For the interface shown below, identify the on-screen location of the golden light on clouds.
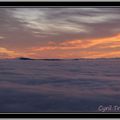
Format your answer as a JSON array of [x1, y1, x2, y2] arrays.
[[1, 33, 120, 59], [0, 47, 29, 59], [1, 8, 120, 59], [0, 47, 19, 58], [29, 33, 120, 59]]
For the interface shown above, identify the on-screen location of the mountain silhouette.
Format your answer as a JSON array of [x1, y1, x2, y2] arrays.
[[17, 57, 34, 60]]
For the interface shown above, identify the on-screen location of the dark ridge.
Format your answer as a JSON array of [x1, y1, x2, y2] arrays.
[[40, 59, 62, 61], [17, 57, 35, 60], [15, 57, 120, 61], [93, 57, 120, 60]]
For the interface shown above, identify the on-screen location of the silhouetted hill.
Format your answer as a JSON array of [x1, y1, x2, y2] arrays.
[[15, 57, 120, 61], [40, 59, 62, 61], [17, 57, 35, 60]]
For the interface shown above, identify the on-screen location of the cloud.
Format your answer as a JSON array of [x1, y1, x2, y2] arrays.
[[0, 47, 22, 58], [30, 34, 120, 58], [0, 80, 119, 98], [31, 33, 120, 50], [9, 8, 120, 36], [1, 8, 120, 59], [10, 8, 88, 35], [6, 8, 120, 40], [0, 36, 4, 39]]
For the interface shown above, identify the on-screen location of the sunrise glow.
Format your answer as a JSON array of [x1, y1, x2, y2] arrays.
[[0, 8, 120, 59]]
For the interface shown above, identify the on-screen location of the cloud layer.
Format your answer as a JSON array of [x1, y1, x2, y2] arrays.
[[0, 8, 120, 58]]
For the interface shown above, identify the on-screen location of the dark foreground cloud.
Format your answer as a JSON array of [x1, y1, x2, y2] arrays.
[[0, 60, 120, 112]]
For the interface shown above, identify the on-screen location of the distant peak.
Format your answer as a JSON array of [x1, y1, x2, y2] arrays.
[[17, 57, 34, 60]]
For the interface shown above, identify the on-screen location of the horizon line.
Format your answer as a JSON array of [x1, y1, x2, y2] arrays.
[[1, 57, 120, 60]]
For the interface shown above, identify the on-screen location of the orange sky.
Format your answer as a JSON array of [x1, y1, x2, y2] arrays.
[[0, 33, 120, 59], [0, 8, 120, 59]]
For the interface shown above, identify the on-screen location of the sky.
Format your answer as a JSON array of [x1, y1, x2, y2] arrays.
[[0, 8, 120, 59]]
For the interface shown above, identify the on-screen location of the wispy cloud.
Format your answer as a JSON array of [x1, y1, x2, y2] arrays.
[[10, 8, 89, 35], [29, 34, 120, 58], [1, 8, 120, 58], [0, 47, 18, 58], [0, 36, 4, 39], [10, 8, 120, 36]]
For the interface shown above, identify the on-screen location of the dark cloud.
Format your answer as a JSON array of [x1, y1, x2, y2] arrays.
[[0, 59, 120, 112]]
